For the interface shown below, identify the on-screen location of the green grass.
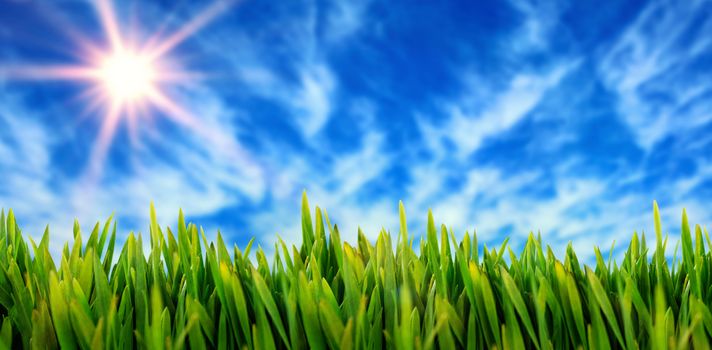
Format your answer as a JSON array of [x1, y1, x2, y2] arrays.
[[0, 194, 711, 349]]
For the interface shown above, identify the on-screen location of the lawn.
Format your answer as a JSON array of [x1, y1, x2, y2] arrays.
[[0, 194, 709, 349]]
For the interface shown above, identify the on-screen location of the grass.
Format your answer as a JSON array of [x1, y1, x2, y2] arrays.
[[0, 194, 711, 349]]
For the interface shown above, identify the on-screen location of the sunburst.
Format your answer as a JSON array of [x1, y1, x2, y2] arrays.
[[99, 50, 156, 103], [0, 0, 233, 178]]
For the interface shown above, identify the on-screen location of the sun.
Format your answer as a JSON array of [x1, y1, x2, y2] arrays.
[[98, 50, 156, 103]]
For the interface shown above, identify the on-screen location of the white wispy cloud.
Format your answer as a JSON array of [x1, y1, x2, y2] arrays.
[[254, 131, 394, 248], [0, 89, 78, 254], [421, 62, 576, 159], [507, 0, 568, 52], [190, 0, 369, 139], [293, 64, 335, 136], [324, 0, 372, 43], [597, 0, 712, 149]]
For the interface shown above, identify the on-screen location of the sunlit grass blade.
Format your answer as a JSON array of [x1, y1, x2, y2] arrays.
[[0, 198, 709, 348]]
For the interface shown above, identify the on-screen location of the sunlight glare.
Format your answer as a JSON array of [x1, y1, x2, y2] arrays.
[[99, 51, 156, 102]]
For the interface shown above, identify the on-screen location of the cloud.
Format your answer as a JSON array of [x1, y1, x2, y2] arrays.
[[597, 0, 712, 149], [0, 89, 75, 254], [324, 0, 372, 43], [254, 131, 393, 248], [421, 62, 576, 158], [507, 0, 567, 52], [293, 64, 335, 136], [190, 0, 348, 139]]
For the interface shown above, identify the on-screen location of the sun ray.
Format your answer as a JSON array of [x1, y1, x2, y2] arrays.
[[96, 102, 123, 155], [18, 2, 106, 63], [144, 86, 201, 129], [144, 86, 247, 157], [72, 85, 107, 114], [0, 65, 100, 81], [147, 0, 234, 59], [84, 99, 123, 182], [96, 0, 124, 50], [125, 102, 139, 147]]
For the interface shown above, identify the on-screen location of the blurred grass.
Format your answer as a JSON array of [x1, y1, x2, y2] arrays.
[[0, 194, 711, 349]]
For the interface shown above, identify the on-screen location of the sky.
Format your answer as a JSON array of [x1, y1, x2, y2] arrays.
[[0, 0, 711, 261]]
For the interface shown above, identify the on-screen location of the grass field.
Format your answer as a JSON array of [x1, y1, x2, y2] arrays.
[[0, 194, 711, 349]]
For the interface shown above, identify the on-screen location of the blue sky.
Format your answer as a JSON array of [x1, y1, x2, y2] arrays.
[[1, 0, 711, 261]]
